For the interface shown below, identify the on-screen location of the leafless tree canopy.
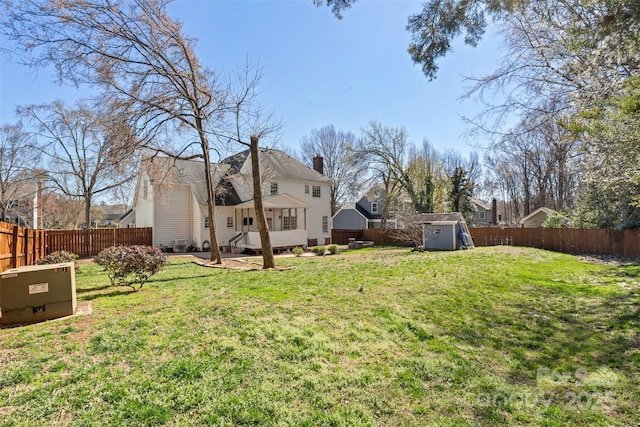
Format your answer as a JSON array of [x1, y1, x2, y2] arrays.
[[20, 100, 139, 229], [299, 125, 367, 215], [0, 124, 41, 225]]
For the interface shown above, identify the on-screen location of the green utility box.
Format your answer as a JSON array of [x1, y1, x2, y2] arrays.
[[0, 262, 76, 327]]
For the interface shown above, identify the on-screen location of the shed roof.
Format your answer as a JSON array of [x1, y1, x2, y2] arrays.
[[419, 212, 465, 224]]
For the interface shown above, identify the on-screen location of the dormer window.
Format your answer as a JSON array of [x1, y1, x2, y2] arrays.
[[371, 201, 379, 213]]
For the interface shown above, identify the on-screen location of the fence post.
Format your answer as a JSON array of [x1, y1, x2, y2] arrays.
[[11, 225, 19, 268]]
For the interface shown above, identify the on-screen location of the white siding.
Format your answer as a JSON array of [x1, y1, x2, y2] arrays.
[[153, 185, 192, 248], [200, 206, 238, 249], [190, 192, 201, 248], [134, 171, 154, 230], [262, 179, 331, 243], [244, 230, 307, 249]]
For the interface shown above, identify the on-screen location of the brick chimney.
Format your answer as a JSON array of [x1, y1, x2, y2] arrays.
[[491, 198, 497, 226], [312, 155, 324, 175]]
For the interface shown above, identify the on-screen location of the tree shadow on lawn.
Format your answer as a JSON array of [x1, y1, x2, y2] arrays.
[[452, 279, 640, 425], [481, 283, 639, 396]]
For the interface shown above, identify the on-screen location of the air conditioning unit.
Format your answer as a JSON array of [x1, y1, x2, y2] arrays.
[[0, 262, 76, 327], [173, 239, 187, 253]]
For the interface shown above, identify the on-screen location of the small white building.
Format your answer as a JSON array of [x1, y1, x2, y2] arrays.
[[128, 149, 332, 252]]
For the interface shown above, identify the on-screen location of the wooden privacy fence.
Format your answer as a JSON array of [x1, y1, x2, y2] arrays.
[[362, 229, 414, 246], [0, 222, 46, 272], [352, 225, 640, 257], [0, 222, 154, 272], [331, 229, 364, 245], [47, 227, 153, 257], [469, 227, 640, 257]]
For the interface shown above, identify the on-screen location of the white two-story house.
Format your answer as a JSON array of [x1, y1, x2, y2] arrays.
[[128, 148, 332, 252]]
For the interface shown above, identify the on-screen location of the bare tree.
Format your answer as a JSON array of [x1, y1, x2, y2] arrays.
[[20, 100, 138, 230], [299, 125, 367, 214], [214, 66, 283, 269], [1, 0, 231, 263], [360, 122, 450, 216], [0, 124, 41, 226]]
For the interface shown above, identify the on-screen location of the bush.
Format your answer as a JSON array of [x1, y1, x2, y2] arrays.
[[95, 245, 167, 292], [311, 246, 325, 256], [37, 251, 79, 270], [292, 246, 304, 257], [327, 244, 338, 255]]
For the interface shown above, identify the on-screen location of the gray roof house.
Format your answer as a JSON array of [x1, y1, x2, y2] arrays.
[[128, 149, 333, 252], [332, 185, 404, 230]]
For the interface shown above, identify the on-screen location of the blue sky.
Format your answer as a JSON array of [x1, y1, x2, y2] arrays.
[[0, 0, 503, 157]]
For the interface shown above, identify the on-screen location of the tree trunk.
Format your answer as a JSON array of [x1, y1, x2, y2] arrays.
[[85, 198, 92, 230], [200, 132, 222, 264], [250, 136, 275, 269]]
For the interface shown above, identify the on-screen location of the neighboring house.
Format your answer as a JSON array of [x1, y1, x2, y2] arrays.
[[119, 209, 135, 228], [421, 212, 474, 251], [332, 184, 406, 230], [0, 182, 40, 228], [519, 207, 555, 228], [128, 149, 332, 252], [101, 213, 122, 227], [469, 197, 493, 226]]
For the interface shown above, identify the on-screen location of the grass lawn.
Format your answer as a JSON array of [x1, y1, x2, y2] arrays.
[[1, 246, 639, 426]]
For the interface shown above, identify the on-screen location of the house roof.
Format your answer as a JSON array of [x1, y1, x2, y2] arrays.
[[331, 203, 368, 221], [419, 212, 465, 225], [143, 157, 232, 206], [234, 193, 309, 209], [221, 148, 330, 183], [120, 209, 134, 221], [519, 207, 555, 224], [471, 197, 491, 211]]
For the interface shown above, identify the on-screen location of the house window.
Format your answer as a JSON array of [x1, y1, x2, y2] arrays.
[[267, 218, 272, 229], [305, 184, 309, 194], [271, 182, 278, 195], [322, 216, 328, 233], [312, 186, 321, 198], [371, 201, 379, 214], [243, 217, 254, 226], [226, 216, 234, 228], [283, 216, 297, 230], [480, 211, 485, 219], [143, 179, 148, 199], [205, 216, 210, 228]]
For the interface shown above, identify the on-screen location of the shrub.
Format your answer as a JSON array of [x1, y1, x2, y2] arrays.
[[327, 244, 338, 255], [311, 246, 325, 256], [292, 246, 304, 257], [95, 245, 167, 292], [37, 251, 79, 270]]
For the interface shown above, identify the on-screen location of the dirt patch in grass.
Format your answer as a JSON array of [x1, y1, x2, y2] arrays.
[[193, 259, 294, 271], [578, 254, 640, 266]]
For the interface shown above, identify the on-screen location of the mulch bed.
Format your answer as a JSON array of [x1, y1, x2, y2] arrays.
[[192, 259, 295, 271]]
